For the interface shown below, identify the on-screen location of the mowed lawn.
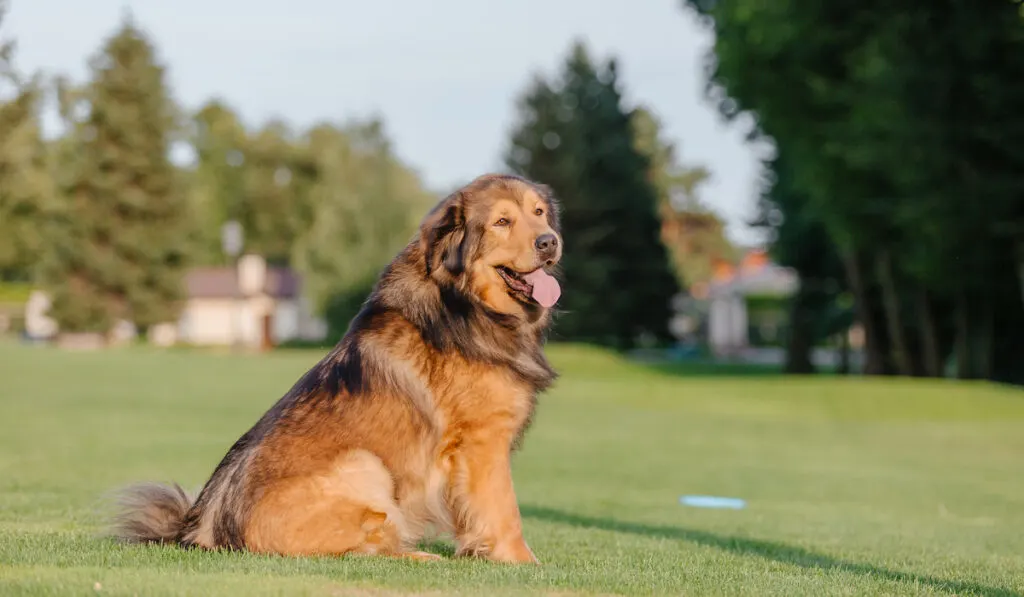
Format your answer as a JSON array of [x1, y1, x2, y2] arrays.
[[1, 342, 1023, 596]]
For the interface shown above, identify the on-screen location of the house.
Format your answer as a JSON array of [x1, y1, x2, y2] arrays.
[[23, 254, 327, 349], [177, 254, 327, 348], [702, 249, 799, 357]]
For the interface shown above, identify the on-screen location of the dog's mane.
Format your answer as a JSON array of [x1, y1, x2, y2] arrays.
[[289, 237, 557, 410]]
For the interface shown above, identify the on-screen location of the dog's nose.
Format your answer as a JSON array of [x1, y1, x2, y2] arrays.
[[535, 234, 558, 255]]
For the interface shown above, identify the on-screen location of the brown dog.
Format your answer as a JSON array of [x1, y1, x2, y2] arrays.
[[111, 173, 563, 563]]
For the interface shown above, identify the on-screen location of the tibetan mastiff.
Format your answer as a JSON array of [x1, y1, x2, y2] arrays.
[[110, 173, 563, 564]]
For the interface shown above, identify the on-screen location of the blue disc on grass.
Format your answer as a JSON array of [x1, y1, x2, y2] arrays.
[[679, 495, 746, 509]]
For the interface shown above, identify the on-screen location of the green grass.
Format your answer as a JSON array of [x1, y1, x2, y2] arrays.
[[1, 341, 1022, 596]]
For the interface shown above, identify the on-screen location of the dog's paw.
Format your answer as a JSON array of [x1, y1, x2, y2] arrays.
[[488, 539, 539, 564]]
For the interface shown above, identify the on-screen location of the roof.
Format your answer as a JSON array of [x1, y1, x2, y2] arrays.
[[184, 266, 300, 300], [705, 249, 799, 299]]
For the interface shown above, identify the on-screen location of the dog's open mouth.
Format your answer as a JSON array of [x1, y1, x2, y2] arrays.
[[496, 266, 532, 295], [496, 266, 561, 308]]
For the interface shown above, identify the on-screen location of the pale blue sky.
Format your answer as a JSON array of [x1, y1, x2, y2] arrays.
[[7, 0, 763, 244]]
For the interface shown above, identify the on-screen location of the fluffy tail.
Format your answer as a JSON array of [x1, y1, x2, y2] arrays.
[[108, 482, 195, 545]]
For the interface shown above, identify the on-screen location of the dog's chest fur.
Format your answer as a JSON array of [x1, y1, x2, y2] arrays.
[[395, 349, 537, 539]]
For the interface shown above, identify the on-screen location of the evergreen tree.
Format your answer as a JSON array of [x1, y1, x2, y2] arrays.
[[0, 1, 50, 282], [41, 16, 187, 335], [506, 42, 680, 348]]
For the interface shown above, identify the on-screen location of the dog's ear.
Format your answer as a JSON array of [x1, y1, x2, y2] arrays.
[[420, 192, 470, 276]]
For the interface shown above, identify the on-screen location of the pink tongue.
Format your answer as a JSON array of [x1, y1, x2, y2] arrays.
[[522, 269, 561, 308]]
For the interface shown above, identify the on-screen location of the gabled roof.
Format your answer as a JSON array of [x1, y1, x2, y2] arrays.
[[184, 267, 300, 299], [706, 249, 798, 298]]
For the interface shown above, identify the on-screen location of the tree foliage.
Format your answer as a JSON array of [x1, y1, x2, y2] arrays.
[[236, 120, 316, 264], [630, 106, 736, 289], [40, 16, 188, 333], [0, 1, 50, 282], [3, 9, 709, 353], [186, 100, 250, 264], [184, 100, 434, 340], [292, 119, 435, 337], [506, 42, 680, 348], [685, 0, 1024, 382]]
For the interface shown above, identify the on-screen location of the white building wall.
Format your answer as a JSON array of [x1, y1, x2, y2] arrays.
[[273, 301, 300, 343], [178, 300, 240, 345], [708, 294, 748, 355]]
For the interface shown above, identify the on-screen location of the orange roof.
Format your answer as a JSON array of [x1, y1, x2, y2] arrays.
[[740, 249, 770, 273], [709, 249, 772, 286], [711, 261, 736, 283]]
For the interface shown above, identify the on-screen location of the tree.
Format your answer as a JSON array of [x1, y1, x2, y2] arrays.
[[683, 0, 903, 373], [185, 100, 250, 265], [40, 16, 188, 335], [753, 153, 853, 374], [630, 106, 736, 289], [683, 0, 1024, 383], [0, 0, 50, 282], [237, 120, 316, 264], [181, 102, 433, 342], [871, 2, 1024, 382], [292, 119, 435, 339], [185, 102, 319, 267], [506, 41, 680, 348]]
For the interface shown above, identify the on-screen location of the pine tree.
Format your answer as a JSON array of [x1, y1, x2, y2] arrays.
[[41, 15, 187, 335], [0, 1, 51, 282], [506, 41, 680, 348]]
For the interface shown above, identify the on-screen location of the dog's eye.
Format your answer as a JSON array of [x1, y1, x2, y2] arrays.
[[494, 217, 511, 227], [534, 208, 544, 216]]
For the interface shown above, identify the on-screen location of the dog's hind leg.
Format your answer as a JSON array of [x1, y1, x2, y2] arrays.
[[244, 449, 438, 560]]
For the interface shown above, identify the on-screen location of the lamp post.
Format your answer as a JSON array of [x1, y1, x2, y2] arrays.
[[221, 220, 244, 351]]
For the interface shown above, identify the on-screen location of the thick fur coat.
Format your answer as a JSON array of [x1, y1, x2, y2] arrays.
[[111, 173, 564, 563]]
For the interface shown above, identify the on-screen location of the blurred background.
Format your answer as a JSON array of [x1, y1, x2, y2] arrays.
[[1, 0, 1022, 385]]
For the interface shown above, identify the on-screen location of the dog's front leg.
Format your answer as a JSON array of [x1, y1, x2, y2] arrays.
[[448, 439, 537, 564]]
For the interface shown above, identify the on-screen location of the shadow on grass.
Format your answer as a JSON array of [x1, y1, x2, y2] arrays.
[[521, 505, 1020, 597], [641, 361, 785, 378], [416, 539, 456, 558]]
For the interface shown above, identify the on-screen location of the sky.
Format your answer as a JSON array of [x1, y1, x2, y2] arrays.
[[6, 0, 764, 245]]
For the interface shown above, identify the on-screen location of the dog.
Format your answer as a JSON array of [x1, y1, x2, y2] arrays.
[[110, 173, 563, 564]]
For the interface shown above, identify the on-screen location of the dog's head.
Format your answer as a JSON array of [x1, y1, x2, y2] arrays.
[[419, 174, 563, 316]]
